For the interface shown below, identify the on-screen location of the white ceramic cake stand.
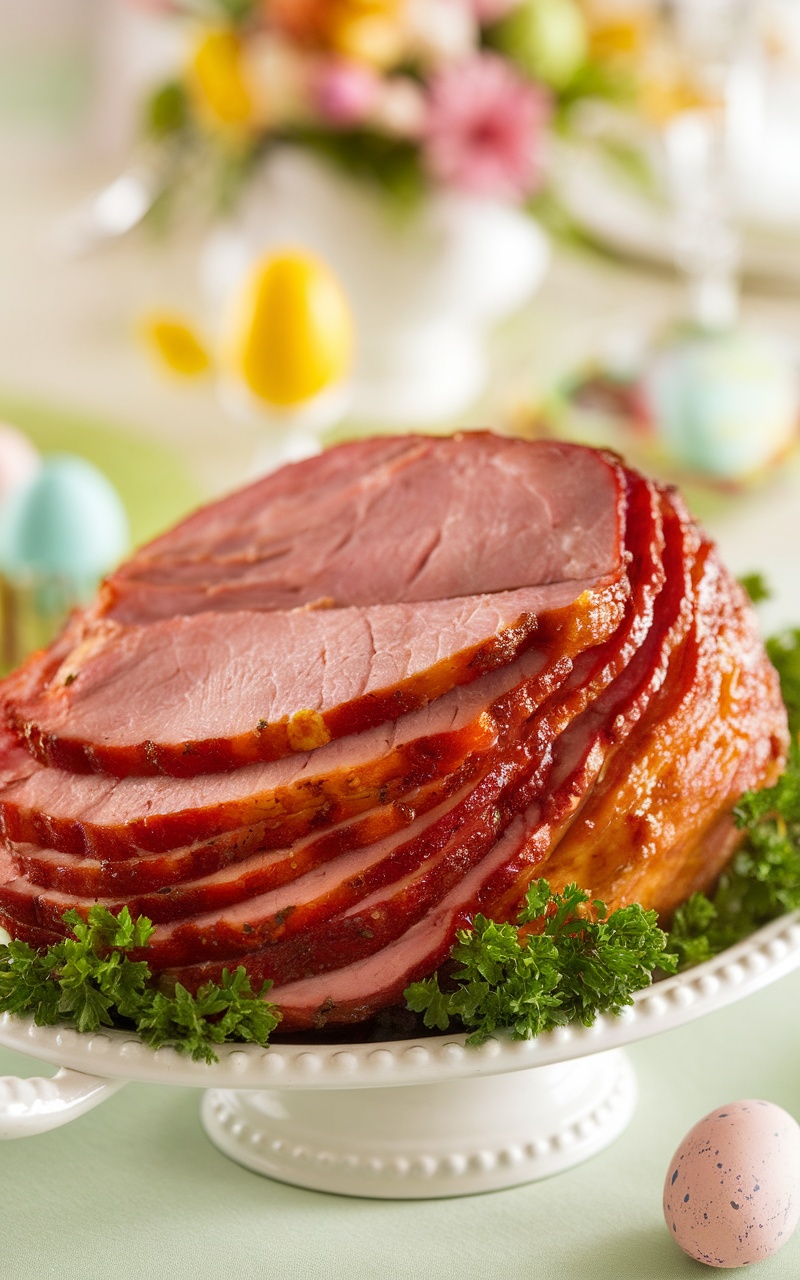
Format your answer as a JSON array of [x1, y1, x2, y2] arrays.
[[0, 913, 799, 1199]]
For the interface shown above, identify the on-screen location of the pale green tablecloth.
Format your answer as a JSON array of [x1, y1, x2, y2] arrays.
[[3, 969, 800, 1280]]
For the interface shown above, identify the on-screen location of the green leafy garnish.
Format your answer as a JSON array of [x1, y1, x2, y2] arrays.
[[0, 906, 280, 1063], [405, 880, 676, 1045], [767, 630, 800, 737], [283, 125, 426, 211], [739, 572, 771, 605]]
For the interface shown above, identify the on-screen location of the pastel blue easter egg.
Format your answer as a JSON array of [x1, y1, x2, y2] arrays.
[[0, 455, 129, 597], [645, 332, 798, 480]]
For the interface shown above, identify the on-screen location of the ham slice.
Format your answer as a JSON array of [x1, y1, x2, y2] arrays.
[[5, 435, 627, 777], [7, 578, 625, 777], [102, 434, 626, 621]]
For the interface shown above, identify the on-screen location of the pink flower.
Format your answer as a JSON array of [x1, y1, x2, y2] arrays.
[[423, 54, 549, 201], [312, 58, 379, 126]]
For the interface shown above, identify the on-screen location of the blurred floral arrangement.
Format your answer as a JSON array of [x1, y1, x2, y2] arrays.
[[130, 0, 630, 215]]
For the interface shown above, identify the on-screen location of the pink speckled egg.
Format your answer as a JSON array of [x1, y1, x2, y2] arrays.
[[664, 1100, 800, 1269]]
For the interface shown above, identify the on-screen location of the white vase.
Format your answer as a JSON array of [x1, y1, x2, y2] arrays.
[[201, 149, 550, 429]]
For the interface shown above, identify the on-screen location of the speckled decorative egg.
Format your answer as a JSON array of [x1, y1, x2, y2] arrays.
[[0, 455, 129, 599], [664, 1099, 800, 1269]]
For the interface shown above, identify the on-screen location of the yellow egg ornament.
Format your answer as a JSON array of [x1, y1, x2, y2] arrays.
[[221, 251, 355, 409]]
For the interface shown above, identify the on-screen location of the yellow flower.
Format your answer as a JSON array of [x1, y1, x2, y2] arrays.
[[222, 252, 354, 407], [140, 313, 211, 378], [189, 28, 256, 130]]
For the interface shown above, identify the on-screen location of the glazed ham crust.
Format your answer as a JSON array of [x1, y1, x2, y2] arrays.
[[0, 434, 788, 1033]]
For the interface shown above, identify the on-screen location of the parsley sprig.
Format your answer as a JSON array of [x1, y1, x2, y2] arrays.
[[0, 907, 280, 1063], [405, 881, 676, 1045]]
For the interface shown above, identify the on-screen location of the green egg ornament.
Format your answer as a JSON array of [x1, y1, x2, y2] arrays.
[[0, 455, 129, 602]]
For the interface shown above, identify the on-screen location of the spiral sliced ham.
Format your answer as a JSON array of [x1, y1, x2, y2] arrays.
[[0, 433, 788, 1034]]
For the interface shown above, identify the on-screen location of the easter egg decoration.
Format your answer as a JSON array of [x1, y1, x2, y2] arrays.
[[219, 249, 355, 468], [0, 456, 129, 667], [643, 329, 799, 482], [140, 251, 354, 474], [221, 250, 354, 407], [663, 1099, 800, 1269]]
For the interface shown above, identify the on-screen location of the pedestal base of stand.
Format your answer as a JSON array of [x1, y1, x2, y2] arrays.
[[201, 1047, 637, 1198]]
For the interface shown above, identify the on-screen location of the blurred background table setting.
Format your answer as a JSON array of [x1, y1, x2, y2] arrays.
[[2, 1, 800, 1276]]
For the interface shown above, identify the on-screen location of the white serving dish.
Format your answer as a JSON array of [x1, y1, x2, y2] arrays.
[[555, 138, 800, 289], [1, 913, 799, 1198]]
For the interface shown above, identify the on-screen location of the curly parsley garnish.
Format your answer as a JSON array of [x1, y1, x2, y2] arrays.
[[405, 880, 676, 1045], [0, 906, 280, 1063], [739, 571, 772, 605]]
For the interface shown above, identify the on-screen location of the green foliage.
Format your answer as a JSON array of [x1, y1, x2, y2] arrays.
[[0, 906, 280, 1063], [285, 126, 426, 211], [405, 880, 676, 1044], [144, 82, 189, 141], [668, 629, 800, 968], [767, 630, 800, 737], [211, 0, 258, 22], [180, 0, 257, 23], [739, 572, 771, 606]]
